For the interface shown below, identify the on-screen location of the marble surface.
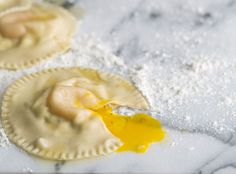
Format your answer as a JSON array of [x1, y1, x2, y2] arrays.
[[1, 0, 236, 173]]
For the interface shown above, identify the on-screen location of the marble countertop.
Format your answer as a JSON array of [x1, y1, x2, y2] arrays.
[[1, 0, 236, 173]]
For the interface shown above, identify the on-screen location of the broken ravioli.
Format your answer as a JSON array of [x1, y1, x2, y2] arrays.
[[2, 67, 148, 160], [0, 2, 76, 70], [0, 0, 31, 17]]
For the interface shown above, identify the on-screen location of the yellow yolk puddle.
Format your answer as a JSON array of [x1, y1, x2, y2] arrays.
[[95, 106, 165, 153]]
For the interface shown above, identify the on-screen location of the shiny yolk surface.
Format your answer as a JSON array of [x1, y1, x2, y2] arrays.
[[96, 106, 165, 153]]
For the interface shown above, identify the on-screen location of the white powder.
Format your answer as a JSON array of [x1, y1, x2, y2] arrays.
[[73, 34, 236, 144], [0, 128, 9, 147], [0, 34, 235, 147], [130, 52, 236, 142]]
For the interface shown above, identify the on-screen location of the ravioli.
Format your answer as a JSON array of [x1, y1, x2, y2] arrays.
[[0, 0, 31, 17], [2, 67, 148, 160], [0, 2, 76, 70]]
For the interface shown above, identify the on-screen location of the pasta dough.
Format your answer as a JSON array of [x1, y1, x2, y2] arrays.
[[2, 67, 148, 160], [0, 2, 76, 70]]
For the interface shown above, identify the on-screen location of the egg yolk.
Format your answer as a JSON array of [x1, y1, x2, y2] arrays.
[[95, 106, 165, 153]]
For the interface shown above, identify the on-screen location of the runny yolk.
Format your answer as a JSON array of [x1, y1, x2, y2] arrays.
[[95, 106, 165, 153]]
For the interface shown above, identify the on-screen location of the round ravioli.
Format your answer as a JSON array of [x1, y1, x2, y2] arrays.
[[0, 0, 31, 17], [1, 67, 148, 160], [0, 2, 76, 70]]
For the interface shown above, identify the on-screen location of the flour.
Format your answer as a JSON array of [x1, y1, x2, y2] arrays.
[[0, 128, 9, 147], [1, 34, 236, 146], [130, 52, 236, 142], [77, 33, 236, 143], [0, 31, 235, 148]]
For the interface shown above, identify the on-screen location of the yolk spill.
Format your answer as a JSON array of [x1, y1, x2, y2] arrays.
[[95, 106, 165, 153]]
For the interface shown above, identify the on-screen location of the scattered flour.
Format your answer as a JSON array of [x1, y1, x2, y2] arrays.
[[105, 0, 236, 144], [1, 33, 236, 146], [130, 53, 236, 142], [0, 128, 9, 147]]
